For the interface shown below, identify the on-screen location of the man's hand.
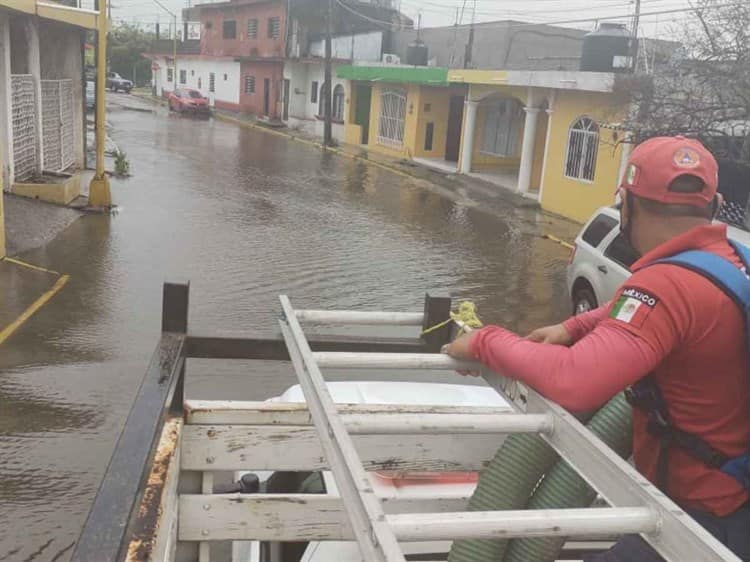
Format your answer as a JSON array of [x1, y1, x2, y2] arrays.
[[525, 323, 573, 346], [442, 332, 475, 360], [442, 333, 480, 377]]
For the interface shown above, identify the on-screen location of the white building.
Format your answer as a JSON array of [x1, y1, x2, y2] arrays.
[[283, 31, 383, 143], [149, 53, 242, 112]]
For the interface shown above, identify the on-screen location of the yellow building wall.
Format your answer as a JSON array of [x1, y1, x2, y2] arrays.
[[413, 87, 452, 159], [0, 156, 5, 259], [457, 84, 528, 173], [344, 81, 363, 146], [540, 91, 624, 223], [472, 101, 523, 171], [364, 82, 422, 159]]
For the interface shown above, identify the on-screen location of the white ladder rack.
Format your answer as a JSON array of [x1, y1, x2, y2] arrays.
[[278, 295, 740, 562]]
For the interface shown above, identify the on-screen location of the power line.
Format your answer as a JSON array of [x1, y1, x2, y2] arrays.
[[344, 0, 745, 31]]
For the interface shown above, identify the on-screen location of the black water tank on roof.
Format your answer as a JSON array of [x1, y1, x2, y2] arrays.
[[407, 40, 429, 66], [580, 23, 633, 73]]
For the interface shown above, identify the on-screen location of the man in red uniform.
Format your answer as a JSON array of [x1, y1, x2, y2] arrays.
[[444, 136, 750, 561]]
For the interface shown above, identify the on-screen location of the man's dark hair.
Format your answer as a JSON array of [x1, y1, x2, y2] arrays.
[[634, 175, 715, 219]]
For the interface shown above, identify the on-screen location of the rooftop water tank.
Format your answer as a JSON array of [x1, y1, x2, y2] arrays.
[[580, 23, 633, 73], [406, 40, 429, 66]]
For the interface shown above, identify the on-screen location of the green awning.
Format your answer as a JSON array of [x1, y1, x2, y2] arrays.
[[336, 65, 449, 86]]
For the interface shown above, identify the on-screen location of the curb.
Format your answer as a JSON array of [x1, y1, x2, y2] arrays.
[[213, 111, 439, 182]]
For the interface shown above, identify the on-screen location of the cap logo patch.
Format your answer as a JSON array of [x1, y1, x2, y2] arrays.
[[674, 147, 700, 168], [625, 164, 638, 185]]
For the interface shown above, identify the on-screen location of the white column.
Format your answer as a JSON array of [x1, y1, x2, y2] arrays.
[[517, 106, 540, 194], [0, 15, 13, 189], [537, 90, 556, 204], [459, 99, 478, 174], [26, 18, 44, 175]]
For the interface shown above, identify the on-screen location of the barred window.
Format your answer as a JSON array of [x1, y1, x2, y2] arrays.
[[167, 68, 173, 82], [481, 98, 522, 157], [268, 16, 280, 39], [179, 69, 186, 84], [311, 80, 318, 103], [209, 73, 215, 93], [332, 84, 345, 121], [244, 75, 255, 95], [247, 18, 258, 39], [565, 117, 599, 182], [377, 88, 407, 148]]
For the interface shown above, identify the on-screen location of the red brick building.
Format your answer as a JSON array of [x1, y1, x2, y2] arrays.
[[198, 0, 286, 119]]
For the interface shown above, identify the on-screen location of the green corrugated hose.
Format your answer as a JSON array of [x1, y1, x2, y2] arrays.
[[447, 433, 562, 562], [448, 394, 631, 562], [503, 393, 632, 562]]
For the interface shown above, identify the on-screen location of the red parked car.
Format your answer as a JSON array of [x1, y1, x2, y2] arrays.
[[168, 88, 209, 115]]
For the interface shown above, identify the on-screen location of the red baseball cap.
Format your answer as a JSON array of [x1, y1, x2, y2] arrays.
[[620, 136, 718, 207]]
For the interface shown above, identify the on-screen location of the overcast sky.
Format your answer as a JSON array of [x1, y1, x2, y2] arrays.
[[109, 0, 695, 39]]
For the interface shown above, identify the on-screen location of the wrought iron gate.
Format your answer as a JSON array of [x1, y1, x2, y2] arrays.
[[10, 74, 38, 182], [41, 79, 75, 173]]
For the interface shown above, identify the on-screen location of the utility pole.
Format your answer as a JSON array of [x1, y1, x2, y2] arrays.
[[89, 0, 111, 207], [323, 0, 333, 146], [631, 0, 641, 71], [172, 16, 178, 87], [464, 0, 476, 68]]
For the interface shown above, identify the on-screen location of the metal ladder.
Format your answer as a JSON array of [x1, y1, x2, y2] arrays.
[[278, 295, 740, 562]]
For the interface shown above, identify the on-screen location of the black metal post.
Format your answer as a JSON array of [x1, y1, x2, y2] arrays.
[[421, 292, 453, 353]]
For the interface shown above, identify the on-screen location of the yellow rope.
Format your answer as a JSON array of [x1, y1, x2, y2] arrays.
[[421, 301, 483, 336]]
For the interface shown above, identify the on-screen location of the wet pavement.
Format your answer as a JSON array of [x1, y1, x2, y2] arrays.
[[0, 94, 580, 561]]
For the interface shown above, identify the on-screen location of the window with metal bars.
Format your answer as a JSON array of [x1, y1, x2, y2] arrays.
[[481, 98, 522, 157], [565, 117, 599, 182], [377, 88, 407, 149], [268, 16, 280, 39], [311, 81, 318, 104], [244, 75, 255, 95], [247, 18, 258, 39], [209, 73, 215, 93], [179, 70, 186, 84], [167, 68, 173, 82]]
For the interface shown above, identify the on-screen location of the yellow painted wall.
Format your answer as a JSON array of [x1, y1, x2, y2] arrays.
[[0, 153, 5, 259], [413, 87, 452, 159], [14, 174, 81, 205], [366, 82, 422, 159], [456, 84, 528, 173], [540, 91, 624, 223], [470, 94, 525, 171]]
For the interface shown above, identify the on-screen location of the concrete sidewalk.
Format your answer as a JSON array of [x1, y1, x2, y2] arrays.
[[4, 193, 82, 257]]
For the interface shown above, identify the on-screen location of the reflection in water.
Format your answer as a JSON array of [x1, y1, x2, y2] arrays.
[[0, 104, 579, 561]]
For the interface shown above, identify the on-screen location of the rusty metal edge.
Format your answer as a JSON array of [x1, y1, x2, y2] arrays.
[[125, 416, 182, 562]]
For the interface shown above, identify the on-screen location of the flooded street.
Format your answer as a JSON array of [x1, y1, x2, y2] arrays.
[[0, 99, 578, 561]]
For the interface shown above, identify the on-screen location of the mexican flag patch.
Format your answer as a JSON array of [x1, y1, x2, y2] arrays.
[[610, 287, 658, 327]]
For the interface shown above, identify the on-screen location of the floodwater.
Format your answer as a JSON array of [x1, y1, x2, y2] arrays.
[[0, 97, 579, 561]]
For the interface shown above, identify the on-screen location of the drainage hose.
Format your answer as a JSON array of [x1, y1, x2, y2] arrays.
[[447, 432, 563, 562], [448, 394, 630, 562], [503, 393, 632, 562]]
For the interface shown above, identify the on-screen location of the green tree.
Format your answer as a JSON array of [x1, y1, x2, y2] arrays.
[[108, 23, 155, 87]]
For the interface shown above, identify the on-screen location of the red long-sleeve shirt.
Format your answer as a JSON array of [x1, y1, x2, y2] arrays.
[[469, 224, 750, 516]]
